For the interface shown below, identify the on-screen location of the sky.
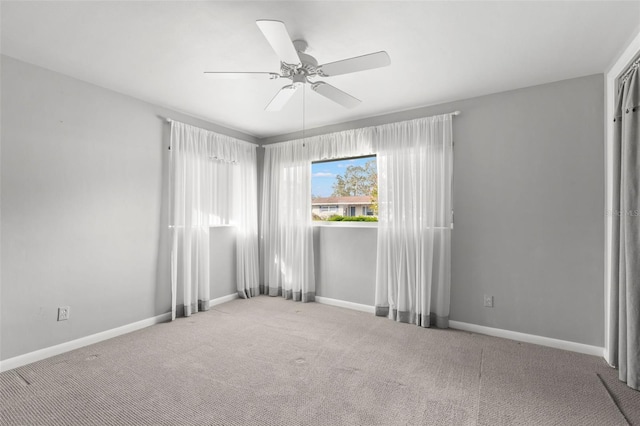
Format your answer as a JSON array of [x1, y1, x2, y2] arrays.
[[311, 156, 375, 198]]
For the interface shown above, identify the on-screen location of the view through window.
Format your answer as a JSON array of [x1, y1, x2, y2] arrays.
[[311, 155, 378, 222]]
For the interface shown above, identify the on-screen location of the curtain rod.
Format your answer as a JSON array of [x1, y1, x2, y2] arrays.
[[619, 55, 640, 84], [260, 111, 461, 148], [170, 112, 460, 121], [168, 111, 461, 124], [168, 111, 461, 150], [163, 117, 259, 150], [168, 111, 461, 126]]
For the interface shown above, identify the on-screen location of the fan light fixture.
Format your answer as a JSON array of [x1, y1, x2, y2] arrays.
[[204, 20, 391, 111]]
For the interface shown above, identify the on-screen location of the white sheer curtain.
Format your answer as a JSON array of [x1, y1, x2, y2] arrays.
[[260, 130, 374, 302], [259, 114, 453, 319], [374, 115, 453, 328], [306, 127, 374, 161], [169, 121, 259, 320], [234, 145, 260, 299], [261, 142, 315, 301]]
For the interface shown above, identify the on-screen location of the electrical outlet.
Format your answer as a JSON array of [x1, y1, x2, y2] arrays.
[[57, 306, 70, 321], [483, 295, 494, 308]]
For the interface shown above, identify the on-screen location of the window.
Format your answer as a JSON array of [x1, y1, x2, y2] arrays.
[[311, 155, 378, 222], [362, 206, 374, 216]]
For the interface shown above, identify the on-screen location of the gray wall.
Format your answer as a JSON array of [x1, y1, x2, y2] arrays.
[[272, 74, 605, 347], [209, 227, 237, 299], [313, 226, 377, 306], [448, 75, 604, 347], [0, 56, 252, 360], [2, 52, 605, 361]]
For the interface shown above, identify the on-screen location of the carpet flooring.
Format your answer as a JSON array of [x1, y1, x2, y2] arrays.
[[1, 296, 639, 425]]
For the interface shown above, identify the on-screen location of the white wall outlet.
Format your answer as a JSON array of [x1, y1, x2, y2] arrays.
[[57, 306, 70, 321], [483, 295, 494, 308]]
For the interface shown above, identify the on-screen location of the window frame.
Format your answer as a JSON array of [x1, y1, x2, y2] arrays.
[[311, 154, 378, 226]]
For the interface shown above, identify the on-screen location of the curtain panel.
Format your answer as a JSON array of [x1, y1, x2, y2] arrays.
[[260, 114, 453, 320], [260, 128, 375, 302], [374, 115, 453, 328], [608, 63, 640, 390], [305, 127, 375, 162], [260, 142, 316, 301], [169, 121, 259, 320], [234, 147, 260, 300]]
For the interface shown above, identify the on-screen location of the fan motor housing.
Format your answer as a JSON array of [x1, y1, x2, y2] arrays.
[[291, 72, 306, 84], [281, 40, 318, 80], [298, 51, 317, 68]]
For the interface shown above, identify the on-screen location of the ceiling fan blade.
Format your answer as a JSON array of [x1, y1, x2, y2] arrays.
[[311, 82, 361, 108], [256, 20, 300, 65], [265, 84, 300, 111], [318, 51, 390, 77], [203, 72, 280, 80]]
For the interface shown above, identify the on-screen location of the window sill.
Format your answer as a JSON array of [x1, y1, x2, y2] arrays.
[[312, 221, 378, 229], [312, 222, 453, 230]]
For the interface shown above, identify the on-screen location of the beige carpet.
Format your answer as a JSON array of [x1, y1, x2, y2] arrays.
[[1, 296, 638, 425]]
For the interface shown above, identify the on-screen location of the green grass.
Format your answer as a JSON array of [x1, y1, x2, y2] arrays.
[[327, 215, 378, 222]]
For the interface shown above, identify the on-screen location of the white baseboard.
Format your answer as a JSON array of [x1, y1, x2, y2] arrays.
[[0, 293, 239, 373], [0, 295, 603, 372], [315, 296, 376, 314], [0, 312, 172, 373], [209, 293, 239, 307], [449, 320, 604, 357], [313, 297, 603, 357]]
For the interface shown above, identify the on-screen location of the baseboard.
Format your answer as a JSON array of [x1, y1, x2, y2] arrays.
[[0, 293, 240, 372], [0, 312, 172, 373], [313, 298, 603, 357], [0, 296, 603, 372], [449, 320, 604, 357], [209, 293, 239, 307], [315, 296, 376, 314]]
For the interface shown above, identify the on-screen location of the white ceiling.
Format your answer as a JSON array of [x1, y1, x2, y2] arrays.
[[2, 1, 639, 139]]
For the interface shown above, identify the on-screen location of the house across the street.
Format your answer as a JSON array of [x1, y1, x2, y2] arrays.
[[312, 195, 375, 219]]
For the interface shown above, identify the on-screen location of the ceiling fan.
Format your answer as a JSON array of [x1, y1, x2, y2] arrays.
[[204, 20, 391, 111]]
